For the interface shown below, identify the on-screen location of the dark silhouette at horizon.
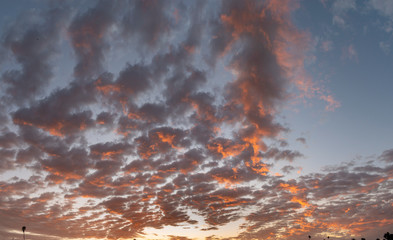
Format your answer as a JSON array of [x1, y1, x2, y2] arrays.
[[384, 232, 393, 240], [11, 227, 393, 240], [22, 226, 26, 240]]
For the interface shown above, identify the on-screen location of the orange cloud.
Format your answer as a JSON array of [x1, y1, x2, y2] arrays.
[[95, 79, 121, 95], [156, 132, 180, 149], [207, 139, 247, 159], [279, 183, 305, 194]]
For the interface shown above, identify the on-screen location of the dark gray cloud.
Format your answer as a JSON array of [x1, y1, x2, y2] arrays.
[[379, 148, 393, 162], [262, 147, 304, 162], [0, 129, 20, 148], [68, 0, 116, 79], [1, 7, 70, 105], [296, 137, 307, 144], [95, 111, 116, 126], [89, 141, 133, 161], [121, 0, 174, 46], [13, 82, 97, 137]]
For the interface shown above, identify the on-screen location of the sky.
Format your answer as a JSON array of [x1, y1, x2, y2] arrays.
[[0, 0, 393, 239]]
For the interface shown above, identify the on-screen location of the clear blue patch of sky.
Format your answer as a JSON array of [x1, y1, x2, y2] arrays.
[[284, 0, 393, 172]]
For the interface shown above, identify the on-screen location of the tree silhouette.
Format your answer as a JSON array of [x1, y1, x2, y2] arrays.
[[384, 232, 393, 240], [22, 226, 26, 240], [11, 226, 393, 240]]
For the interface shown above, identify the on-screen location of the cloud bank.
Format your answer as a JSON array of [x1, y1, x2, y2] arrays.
[[0, 1, 391, 240]]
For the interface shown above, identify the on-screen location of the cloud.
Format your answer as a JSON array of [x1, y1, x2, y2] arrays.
[[96, 63, 152, 98], [321, 40, 333, 52], [12, 82, 97, 137], [379, 149, 393, 162], [342, 44, 358, 62], [262, 147, 304, 162], [238, 159, 393, 239], [0, 129, 21, 148], [90, 142, 133, 161], [41, 147, 92, 183], [296, 137, 307, 145], [320, 94, 341, 111], [0, 1, 372, 240], [332, 0, 357, 28], [121, 0, 174, 46], [379, 41, 390, 54], [95, 111, 116, 126], [68, 0, 116, 79], [168, 235, 194, 240], [369, 0, 393, 18], [1, 7, 70, 105]]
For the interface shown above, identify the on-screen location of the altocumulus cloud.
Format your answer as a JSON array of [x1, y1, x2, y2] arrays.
[[0, 1, 392, 240]]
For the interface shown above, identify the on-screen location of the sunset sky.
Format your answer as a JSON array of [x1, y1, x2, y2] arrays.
[[1, 0, 393, 239]]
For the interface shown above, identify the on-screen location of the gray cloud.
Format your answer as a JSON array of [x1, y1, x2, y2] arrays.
[[0, 1, 388, 240], [370, 0, 393, 17], [1, 7, 70, 105], [68, 0, 116, 79]]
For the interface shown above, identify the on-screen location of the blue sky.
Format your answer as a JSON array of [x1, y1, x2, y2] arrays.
[[285, 0, 393, 174], [0, 1, 392, 240]]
